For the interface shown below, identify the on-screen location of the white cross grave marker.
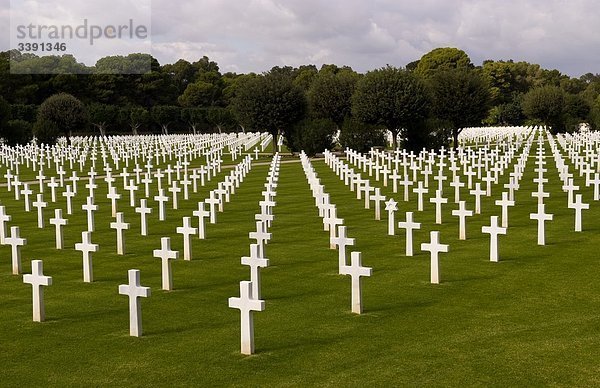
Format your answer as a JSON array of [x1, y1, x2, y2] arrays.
[[481, 216, 507, 262], [5, 226, 26, 275], [118, 269, 150, 337], [32, 194, 47, 228], [154, 189, 169, 221], [370, 188, 386, 220], [110, 212, 130, 255], [176, 217, 197, 261], [0, 205, 11, 243], [49, 209, 68, 249], [23, 260, 52, 322], [398, 211, 421, 256], [470, 183, 486, 214], [568, 194, 589, 232], [107, 186, 121, 217], [249, 221, 271, 258], [228, 280, 265, 355], [529, 203, 553, 245], [153, 237, 179, 291], [452, 201, 473, 240], [385, 198, 398, 235], [62, 185, 75, 215], [193, 202, 210, 239], [74, 231, 99, 283], [430, 189, 448, 224], [82, 196, 98, 232], [421, 231, 449, 284], [339, 251, 372, 314], [241, 243, 269, 299], [495, 192, 515, 228], [21, 183, 33, 212]]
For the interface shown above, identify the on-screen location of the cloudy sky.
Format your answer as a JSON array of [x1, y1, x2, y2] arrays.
[[3, 0, 600, 76]]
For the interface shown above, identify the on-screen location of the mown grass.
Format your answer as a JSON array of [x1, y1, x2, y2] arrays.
[[0, 140, 599, 386]]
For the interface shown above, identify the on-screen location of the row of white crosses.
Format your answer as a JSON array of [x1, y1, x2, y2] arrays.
[[300, 151, 373, 314], [1, 133, 267, 176], [2, 139, 229, 249], [229, 153, 280, 355], [320, 127, 560, 279], [524, 128, 596, 246], [3, 137, 260, 330], [119, 153, 256, 338], [151, 154, 254, 293], [323, 150, 451, 282]]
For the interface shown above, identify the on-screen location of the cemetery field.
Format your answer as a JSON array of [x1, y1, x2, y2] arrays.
[[2, 136, 600, 385]]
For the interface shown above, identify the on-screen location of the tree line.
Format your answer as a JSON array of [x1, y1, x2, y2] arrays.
[[1, 47, 599, 154]]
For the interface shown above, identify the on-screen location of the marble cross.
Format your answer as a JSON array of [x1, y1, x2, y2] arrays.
[[153, 237, 179, 290], [421, 231, 449, 284], [118, 269, 150, 337], [228, 280, 265, 355], [23, 260, 52, 322], [481, 216, 507, 262], [74, 231, 99, 283], [339, 251, 372, 314], [49, 209, 68, 249], [397, 212, 421, 256]]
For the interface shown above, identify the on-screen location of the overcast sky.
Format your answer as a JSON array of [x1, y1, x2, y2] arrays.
[[3, 0, 600, 76]]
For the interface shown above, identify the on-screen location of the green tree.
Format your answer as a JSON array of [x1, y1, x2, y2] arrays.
[[193, 56, 220, 74], [308, 69, 359, 127], [34, 92, 88, 141], [162, 59, 197, 93], [178, 81, 219, 107], [10, 54, 91, 75], [151, 105, 180, 134], [181, 107, 208, 134], [231, 72, 306, 154], [9, 104, 37, 123], [120, 106, 150, 135], [521, 85, 566, 132], [338, 118, 386, 153], [562, 93, 590, 132], [3, 120, 32, 145], [415, 47, 473, 78], [207, 107, 237, 133], [94, 53, 154, 74], [487, 98, 525, 126], [284, 118, 337, 156], [88, 103, 118, 136], [429, 69, 491, 148], [0, 96, 9, 128], [136, 70, 179, 107], [293, 65, 318, 91], [352, 66, 429, 149], [32, 117, 61, 144], [588, 96, 600, 130]]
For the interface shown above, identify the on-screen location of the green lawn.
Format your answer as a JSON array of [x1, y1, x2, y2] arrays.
[[1, 138, 600, 386]]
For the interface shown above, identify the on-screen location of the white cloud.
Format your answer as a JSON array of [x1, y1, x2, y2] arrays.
[[1, 0, 600, 76]]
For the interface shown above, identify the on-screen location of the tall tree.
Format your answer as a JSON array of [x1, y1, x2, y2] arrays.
[[521, 85, 565, 132], [178, 81, 219, 107], [181, 107, 207, 134], [415, 47, 473, 78], [284, 118, 337, 156], [34, 92, 88, 142], [120, 106, 149, 135], [231, 72, 306, 154], [162, 59, 197, 94], [352, 66, 429, 149], [308, 69, 359, 127], [151, 105, 180, 135], [429, 69, 491, 148], [88, 103, 118, 136]]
